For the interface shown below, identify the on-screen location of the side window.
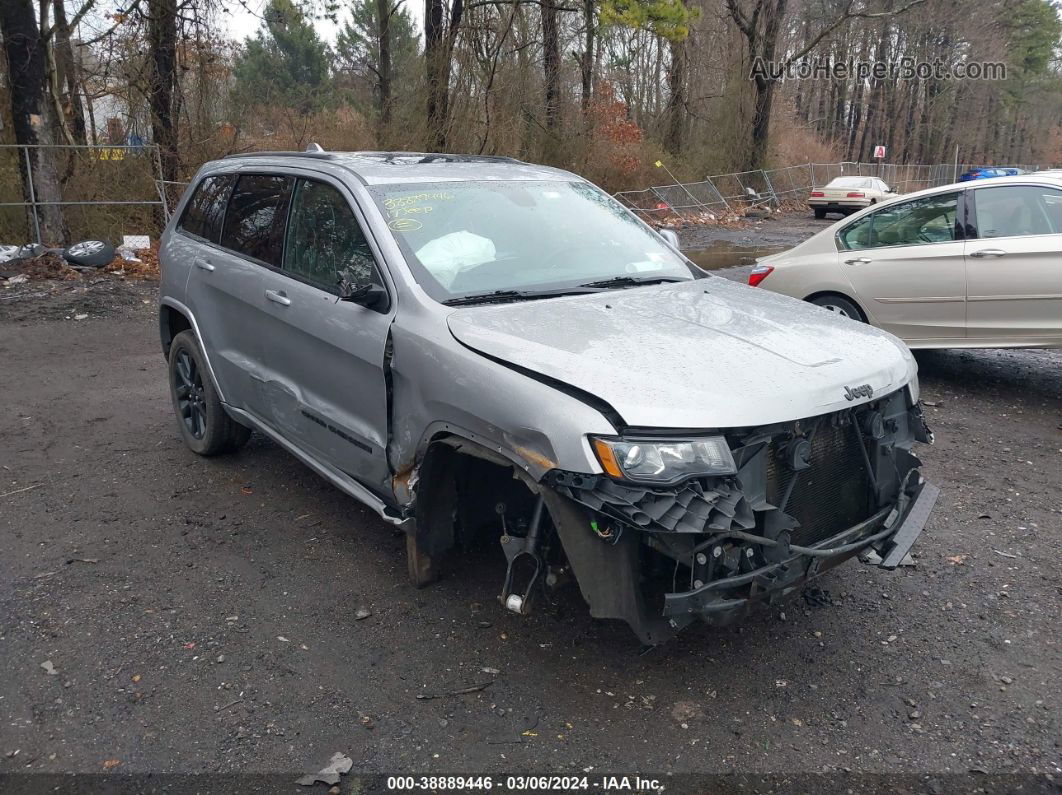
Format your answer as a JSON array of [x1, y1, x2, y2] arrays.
[[220, 174, 294, 265], [838, 214, 875, 251], [973, 185, 1061, 239], [838, 192, 959, 250], [283, 179, 379, 292], [178, 174, 234, 243]]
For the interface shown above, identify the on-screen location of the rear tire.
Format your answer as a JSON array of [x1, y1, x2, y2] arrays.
[[813, 207, 827, 219], [809, 294, 865, 322], [168, 330, 251, 456]]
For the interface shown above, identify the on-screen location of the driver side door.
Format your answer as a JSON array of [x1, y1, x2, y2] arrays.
[[836, 190, 967, 342]]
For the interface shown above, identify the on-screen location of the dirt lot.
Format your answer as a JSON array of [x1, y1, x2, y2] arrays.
[[1, 213, 1060, 789]]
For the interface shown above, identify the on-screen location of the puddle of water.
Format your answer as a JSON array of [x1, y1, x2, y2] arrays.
[[683, 241, 786, 271]]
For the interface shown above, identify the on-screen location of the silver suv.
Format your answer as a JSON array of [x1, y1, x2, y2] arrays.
[[159, 149, 938, 644]]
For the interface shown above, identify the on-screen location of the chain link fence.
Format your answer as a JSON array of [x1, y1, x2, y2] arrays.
[[0, 144, 167, 245], [2, 149, 1051, 243], [615, 160, 1051, 220]]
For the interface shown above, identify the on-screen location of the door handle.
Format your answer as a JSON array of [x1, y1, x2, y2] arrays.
[[195, 258, 215, 272], [845, 256, 872, 265], [969, 248, 1006, 258], [265, 289, 291, 306]]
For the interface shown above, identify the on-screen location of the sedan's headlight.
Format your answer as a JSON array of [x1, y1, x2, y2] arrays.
[[591, 435, 737, 484]]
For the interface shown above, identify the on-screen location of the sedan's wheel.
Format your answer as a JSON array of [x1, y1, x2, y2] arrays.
[[813, 208, 827, 219], [168, 330, 251, 455], [809, 294, 865, 321]]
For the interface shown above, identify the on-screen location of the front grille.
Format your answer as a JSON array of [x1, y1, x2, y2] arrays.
[[766, 417, 872, 546]]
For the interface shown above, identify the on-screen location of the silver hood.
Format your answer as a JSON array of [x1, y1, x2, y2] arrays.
[[447, 278, 916, 429]]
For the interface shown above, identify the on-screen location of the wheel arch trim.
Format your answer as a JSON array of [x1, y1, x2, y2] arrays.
[[159, 297, 227, 404], [802, 289, 869, 323]]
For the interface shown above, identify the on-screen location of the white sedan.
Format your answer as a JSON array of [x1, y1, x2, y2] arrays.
[[749, 174, 1062, 349], [808, 177, 895, 219]]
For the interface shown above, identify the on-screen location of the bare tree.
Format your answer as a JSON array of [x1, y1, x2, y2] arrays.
[[425, 0, 465, 148], [726, 0, 925, 169], [0, 0, 68, 242], [147, 0, 180, 180]]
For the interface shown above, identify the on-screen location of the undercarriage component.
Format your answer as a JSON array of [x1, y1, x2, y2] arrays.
[[499, 495, 548, 614]]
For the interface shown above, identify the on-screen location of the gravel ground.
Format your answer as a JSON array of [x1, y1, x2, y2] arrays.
[[1, 216, 1060, 789]]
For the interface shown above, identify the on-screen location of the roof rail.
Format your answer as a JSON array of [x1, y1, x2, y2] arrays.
[[222, 149, 334, 160], [350, 151, 525, 165]]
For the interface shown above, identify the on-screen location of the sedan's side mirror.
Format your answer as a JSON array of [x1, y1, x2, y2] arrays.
[[339, 280, 388, 310], [660, 228, 680, 249]]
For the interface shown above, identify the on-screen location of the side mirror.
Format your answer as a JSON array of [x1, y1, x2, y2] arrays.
[[659, 228, 680, 249], [339, 280, 387, 310]]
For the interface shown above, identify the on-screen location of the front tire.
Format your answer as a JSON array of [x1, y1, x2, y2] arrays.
[[809, 294, 865, 321], [168, 330, 251, 455]]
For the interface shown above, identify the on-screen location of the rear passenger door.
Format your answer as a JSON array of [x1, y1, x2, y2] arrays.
[[254, 176, 395, 490], [179, 172, 276, 411], [965, 184, 1062, 343]]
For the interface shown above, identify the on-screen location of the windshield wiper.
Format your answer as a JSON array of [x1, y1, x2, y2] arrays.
[[577, 275, 688, 290], [442, 287, 593, 306]]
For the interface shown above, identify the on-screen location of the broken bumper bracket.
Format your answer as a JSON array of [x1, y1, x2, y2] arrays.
[[878, 481, 939, 569], [661, 479, 938, 625]]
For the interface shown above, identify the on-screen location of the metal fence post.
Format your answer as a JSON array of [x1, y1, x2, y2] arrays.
[[759, 170, 780, 206], [704, 177, 731, 212], [21, 145, 42, 244]]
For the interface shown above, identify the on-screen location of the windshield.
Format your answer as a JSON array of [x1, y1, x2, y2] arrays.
[[369, 180, 694, 302]]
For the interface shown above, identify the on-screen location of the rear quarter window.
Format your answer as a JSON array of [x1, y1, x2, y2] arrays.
[[178, 174, 235, 243]]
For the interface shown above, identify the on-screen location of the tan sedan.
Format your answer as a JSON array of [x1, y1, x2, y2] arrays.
[[749, 175, 1062, 349], [808, 176, 895, 219]]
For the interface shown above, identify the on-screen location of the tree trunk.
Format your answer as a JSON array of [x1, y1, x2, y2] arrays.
[[147, 0, 180, 181], [746, 0, 786, 170], [540, 0, 560, 134], [664, 34, 686, 154], [51, 0, 86, 145], [377, 0, 393, 135], [579, 0, 594, 113], [0, 0, 68, 243], [425, 0, 449, 149]]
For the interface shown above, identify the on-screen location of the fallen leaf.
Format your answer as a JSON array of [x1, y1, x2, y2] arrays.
[[102, 758, 121, 770], [946, 555, 967, 565]]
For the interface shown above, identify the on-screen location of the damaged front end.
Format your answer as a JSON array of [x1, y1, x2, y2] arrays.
[[542, 388, 938, 644]]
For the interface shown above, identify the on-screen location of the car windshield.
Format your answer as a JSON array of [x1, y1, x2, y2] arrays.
[[368, 180, 694, 302]]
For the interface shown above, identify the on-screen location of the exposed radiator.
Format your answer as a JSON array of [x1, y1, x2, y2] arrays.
[[766, 417, 873, 546]]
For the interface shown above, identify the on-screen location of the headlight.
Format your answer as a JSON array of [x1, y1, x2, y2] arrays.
[[591, 435, 737, 484]]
